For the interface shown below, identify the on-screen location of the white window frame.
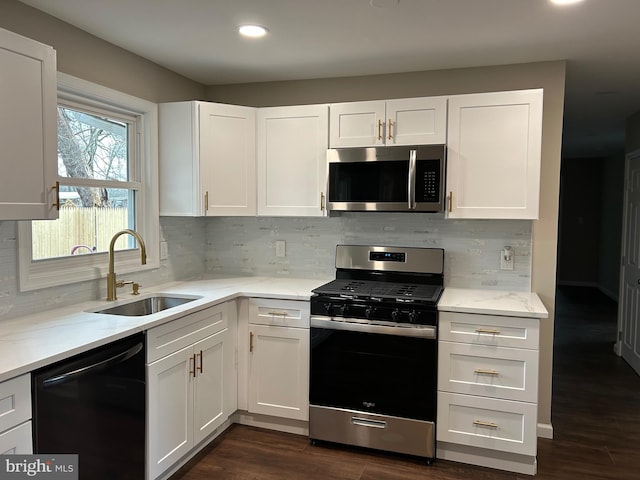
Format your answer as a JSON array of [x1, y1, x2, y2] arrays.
[[18, 73, 159, 292]]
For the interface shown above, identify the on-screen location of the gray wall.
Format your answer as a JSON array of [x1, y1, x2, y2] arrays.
[[599, 155, 625, 300], [557, 158, 603, 285], [557, 155, 624, 300], [0, 0, 206, 103]]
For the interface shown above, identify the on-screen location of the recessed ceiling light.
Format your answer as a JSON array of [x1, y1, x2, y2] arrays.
[[238, 24, 268, 38], [549, 0, 585, 5]]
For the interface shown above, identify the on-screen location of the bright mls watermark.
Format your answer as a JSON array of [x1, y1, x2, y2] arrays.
[[0, 455, 77, 479]]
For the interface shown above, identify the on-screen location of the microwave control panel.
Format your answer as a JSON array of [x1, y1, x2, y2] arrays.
[[417, 160, 441, 203]]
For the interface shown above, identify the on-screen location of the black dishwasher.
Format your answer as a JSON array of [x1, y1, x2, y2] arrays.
[[32, 333, 145, 480]]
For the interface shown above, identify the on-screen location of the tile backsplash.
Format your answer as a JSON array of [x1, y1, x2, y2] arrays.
[[204, 213, 532, 289], [0, 213, 531, 322]]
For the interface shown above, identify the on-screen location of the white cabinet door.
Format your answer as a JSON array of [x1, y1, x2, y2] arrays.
[[0, 27, 57, 220], [159, 101, 256, 216], [446, 89, 543, 219], [200, 103, 256, 216], [193, 327, 236, 445], [0, 422, 33, 455], [248, 324, 309, 421], [329, 97, 447, 148], [257, 105, 328, 216], [329, 100, 385, 147], [386, 97, 447, 146], [147, 345, 193, 480]]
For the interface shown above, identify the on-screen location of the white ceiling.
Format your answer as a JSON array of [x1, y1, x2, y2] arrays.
[[19, 0, 640, 158]]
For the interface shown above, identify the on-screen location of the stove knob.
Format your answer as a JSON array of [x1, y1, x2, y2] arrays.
[[391, 308, 400, 322], [324, 303, 332, 314], [365, 307, 375, 319], [339, 304, 348, 316], [408, 310, 418, 324]]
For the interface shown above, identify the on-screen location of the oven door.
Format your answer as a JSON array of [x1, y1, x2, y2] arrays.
[[309, 316, 437, 458], [309, 317, 437, 421]]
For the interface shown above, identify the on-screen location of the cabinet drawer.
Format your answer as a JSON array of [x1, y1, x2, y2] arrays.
[[437, 392, 537, 456], [147, 303, 229, 363], [249, 298, 309, 328], [438, 342, 538, 402], [0, 374, 31, 434], [439, 312, 539, 349]]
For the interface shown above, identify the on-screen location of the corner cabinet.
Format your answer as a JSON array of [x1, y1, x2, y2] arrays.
[[329, 97, 447, 148], [146, 302, 237, 480], [257, 105, 328, 216], [436, 311, 540, 475], [159, 101, 256, 216], [446, 89, 543, 219], [247, 299, 310, 421], [0, 27, 57, 221]]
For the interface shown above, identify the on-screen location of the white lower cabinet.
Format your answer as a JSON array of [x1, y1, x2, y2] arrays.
[[437, 311, 540, 475], [147, 302, 237, 480], [247, 299, 309, 421], [0, 373, 32, 454]]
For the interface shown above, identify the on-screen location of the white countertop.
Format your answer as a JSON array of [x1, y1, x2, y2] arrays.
[[0, 279, 547, 384], [0, 276, 327, 383], [438, 287, 548, 318]]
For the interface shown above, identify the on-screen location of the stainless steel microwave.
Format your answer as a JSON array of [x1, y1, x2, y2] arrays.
[[326, 145, 446, 212]]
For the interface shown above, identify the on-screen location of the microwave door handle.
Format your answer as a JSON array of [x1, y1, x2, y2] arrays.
[[408, 149, 417, 210]]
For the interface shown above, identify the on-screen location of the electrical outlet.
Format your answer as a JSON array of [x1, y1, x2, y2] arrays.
[[160, 241, 169, 260], [500, 246, 514, 270], [275, 240, 286, 258]]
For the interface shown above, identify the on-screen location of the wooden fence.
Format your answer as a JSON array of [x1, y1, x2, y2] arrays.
[[32, 207, 129, 260]]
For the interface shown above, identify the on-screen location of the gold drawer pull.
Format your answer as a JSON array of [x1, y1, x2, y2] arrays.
[[268, 311, 289, 317], [475, 328, 501, 335], [474, 368, 500, 376], [473, 420, 498, 429]]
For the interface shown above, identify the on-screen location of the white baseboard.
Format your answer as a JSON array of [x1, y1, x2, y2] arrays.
[[537, 422, 553, 439]]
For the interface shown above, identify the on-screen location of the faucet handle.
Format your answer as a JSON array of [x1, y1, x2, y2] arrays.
[[131, 282, 142, 295]]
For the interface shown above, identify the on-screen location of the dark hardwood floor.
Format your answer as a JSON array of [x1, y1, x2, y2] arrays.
[[171, 286, 640, 479]]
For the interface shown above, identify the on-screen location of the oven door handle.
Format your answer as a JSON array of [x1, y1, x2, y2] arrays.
[[310, 316, 436, 339]]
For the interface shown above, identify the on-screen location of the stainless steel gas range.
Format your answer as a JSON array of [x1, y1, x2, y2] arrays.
[[309, 245, 444, 461]]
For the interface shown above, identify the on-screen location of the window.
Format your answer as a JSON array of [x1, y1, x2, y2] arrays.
[[19, 73, 159, 291]]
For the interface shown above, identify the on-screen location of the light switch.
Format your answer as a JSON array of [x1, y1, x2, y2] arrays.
[[276, 240, 286, 258]]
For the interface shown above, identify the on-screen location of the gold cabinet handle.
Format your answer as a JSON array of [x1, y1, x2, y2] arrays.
[[52, 181, 60, 210], [320, 192, 325, 211], [268, 311, 289, 317], [197, 350, 203, 373], [204, 191, 209, 212], [388, 119, 393, 140], [189, 355, 196, 378], [249, 331, 254, 353], [448, 191, 453, 213], [475, 328, 501, 335], [473, 420, 498, 429], [474, 368, 500, 376], [377, 119, 383, 140]]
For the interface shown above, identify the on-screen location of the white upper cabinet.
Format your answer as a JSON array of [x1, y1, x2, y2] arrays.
[[257, 104, 329, 216], [0, 28, 57, 221], [159, 101, 256, 216], [446, 89, 543, 219], [329, 97, 447, 148]]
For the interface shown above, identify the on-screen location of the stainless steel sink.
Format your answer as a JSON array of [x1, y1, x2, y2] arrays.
[[93, 295, 200, 316]]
